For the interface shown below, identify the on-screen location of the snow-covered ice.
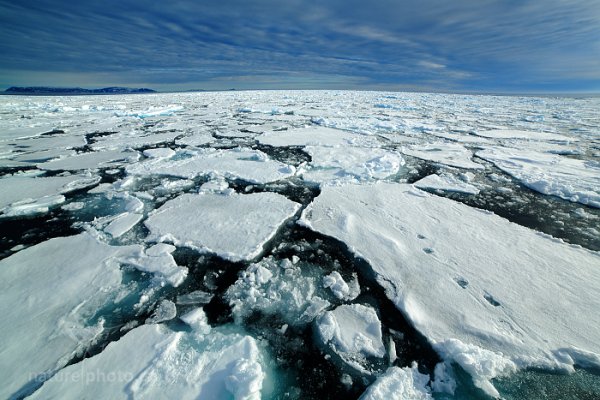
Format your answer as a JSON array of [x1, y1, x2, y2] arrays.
[[402, 143, 483, 170], [414, 173, 480, 195], [359, 364, 432, 400], [145, 192, 300, 261], [301, 183, 600, 396]]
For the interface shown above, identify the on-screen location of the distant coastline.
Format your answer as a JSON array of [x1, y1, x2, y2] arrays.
[[1, 86, 156, 95]]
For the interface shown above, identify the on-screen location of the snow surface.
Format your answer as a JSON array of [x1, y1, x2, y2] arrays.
[[477, 147, 600, 208], [0, 233, 144, 399], [145, 192, 300, 261], [30, 323, 266, 400], [301, 183, 600, 397]]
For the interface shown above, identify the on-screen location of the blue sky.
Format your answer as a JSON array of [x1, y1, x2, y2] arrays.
[[1, 0, 599, 93]]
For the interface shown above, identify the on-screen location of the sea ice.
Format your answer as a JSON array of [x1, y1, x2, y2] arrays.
[[301, 183, 600, 397], [359, 364, 432, 400], [477, 147, 600, 208], [316, 304, 386, 373], [126, 147, 296, 184], [258, 126, 376, 148], [402, 143, 484, 170], [414, 173, 480, 195], [474, 129, 574, 141], [29, 323, 266, 400], [0, 233, 145, 399], [38, 149, 140, 171], [145, 192, 300, 261]]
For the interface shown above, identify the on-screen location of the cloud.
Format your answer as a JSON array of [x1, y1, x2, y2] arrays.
[[0, 0, 598, 91]]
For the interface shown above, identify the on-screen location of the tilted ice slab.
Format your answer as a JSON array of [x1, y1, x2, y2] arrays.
[[301, 146, 405, 185], [414, 173, 480, 195], [145, 192, 301, 262], [38, 149, 140, 171], [402, 143, 483, 170], [0, 174, 101, 217], [0, 233, 144, 399], [258, 126, 377, 148], [477, 147, 600, 208], [360, 364, 432, 400], [300, 183, 600, 397], [316, 304, 386, 373], [30, 322, 266, 400], [126, 147, 295, 184], [474, 129, 574, 141]]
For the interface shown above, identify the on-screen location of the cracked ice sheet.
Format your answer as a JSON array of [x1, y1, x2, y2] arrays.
[[401, 142, 484, 170], [145, 192, 301, 262], [30, 323, 266, 400], [477, 147, 600, 208], [300, 146, 405, 185], [90, 130, 182, 151], [126, 147, 295, 184], [474, 129, 575, 142], [0, 233, 145, 399], [0, 174, 101, 217], [300, 183, 600, 397]]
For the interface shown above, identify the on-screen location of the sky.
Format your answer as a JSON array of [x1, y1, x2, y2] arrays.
[[0, 0, 599, 93]]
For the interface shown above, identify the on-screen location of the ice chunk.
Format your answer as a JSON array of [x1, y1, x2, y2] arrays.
[[126, 147, 295, 184], [143, 147, 176, 159], [0, 233, 144, 399], [402, 143, 483, 170], [124, 243, 188, 287], [360, 364, 432, 400], [414, 173, 480, 195], [477, 147, 600, 208], [316, 304, 385, 372], [177, 290, 214, 306], [180, 308, 211, 333], [1, 194, 66, 217], [145, 192, 300, 261], [301, 183, 600, 396], [104, 212, 143, 238], [323, 271, 360, 300], [30, 324, 266, 400], [146, 300, 177, 324]]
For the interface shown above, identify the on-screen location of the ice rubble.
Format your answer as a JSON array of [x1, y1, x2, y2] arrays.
[[227, 257, 335, 326], [359, 364, 432, 400], [30, 321, 266, 400], [414, 173, 480, 195], [0, 233, 144, 399], [300, 183, 600, 397], [0, 174, 101, 217], [316, 304, 386, 373], [126, 147, 296, 184], [401, 143, 483, 170], [477, 147, 600, 208], [145, 192, 301, 261]]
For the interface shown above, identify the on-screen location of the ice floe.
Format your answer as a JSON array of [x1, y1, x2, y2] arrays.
[[402, 143, 483, 170], [145, 192, 300, 261], [38, 149, 140, 171], [477, 147, 600, 208], [414, 173, 480, 195], [0, 233, 144, 399], [359, 364, 432, 400], [474, 129, 574, 141], [30, 322, 266, 400], [301, 183, 600, 397]]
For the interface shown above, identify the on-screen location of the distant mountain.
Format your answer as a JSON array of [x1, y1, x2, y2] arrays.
[[3, 86, 156, 95]]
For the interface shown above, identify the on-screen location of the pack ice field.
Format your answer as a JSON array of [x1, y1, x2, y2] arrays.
[[0, 90, 599, 400]]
